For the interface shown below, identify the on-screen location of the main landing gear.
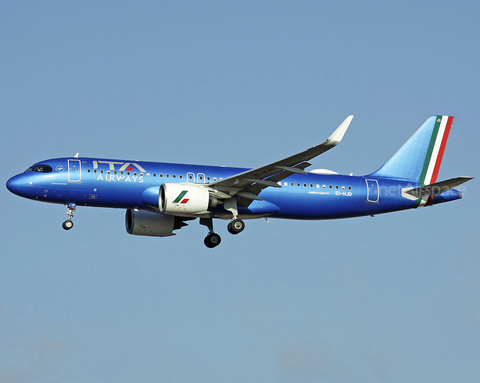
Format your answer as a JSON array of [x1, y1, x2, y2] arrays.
[[200, 218, 221, 248], [205, 232, 222, 248], [227, 218, 245, 235], [62, 203, 76, 230], [200, 217, 246, 248]]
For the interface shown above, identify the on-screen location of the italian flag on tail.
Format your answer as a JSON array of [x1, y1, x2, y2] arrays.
[[371, 115, 468, 207], [418, 115, 453, 186], [414, 115, 453, 207]]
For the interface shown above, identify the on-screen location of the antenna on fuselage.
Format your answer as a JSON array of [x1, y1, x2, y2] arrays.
[[74, 153, 79, 158]]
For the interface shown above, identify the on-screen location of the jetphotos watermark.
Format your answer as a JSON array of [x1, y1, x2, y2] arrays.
[[388, 183, 470, 198]]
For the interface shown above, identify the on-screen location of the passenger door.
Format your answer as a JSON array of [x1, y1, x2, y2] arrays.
[[365, 179, 379, 203], [68, 159, 81, 183]]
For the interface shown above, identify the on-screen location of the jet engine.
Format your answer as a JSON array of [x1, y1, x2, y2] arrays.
[[159, 183, 219, 216], [125, 209, 186, 237]]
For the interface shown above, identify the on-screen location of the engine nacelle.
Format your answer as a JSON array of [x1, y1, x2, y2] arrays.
[[159, 183, 218, 216], [125, 209, 177, 237]]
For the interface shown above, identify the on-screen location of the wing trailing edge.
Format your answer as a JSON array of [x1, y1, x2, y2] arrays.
[[207, 115, 354, 206], [405, 176, 473, 198]]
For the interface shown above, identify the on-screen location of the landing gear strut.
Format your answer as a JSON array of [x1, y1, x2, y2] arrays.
[[199, 197, 247, 247], [200, 218, 221, 248], [224, 198, 246, 235], [62, 203, 76, 230]]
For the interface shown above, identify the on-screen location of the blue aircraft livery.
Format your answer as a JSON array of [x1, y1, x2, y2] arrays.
[[6, 116, 473, 248]]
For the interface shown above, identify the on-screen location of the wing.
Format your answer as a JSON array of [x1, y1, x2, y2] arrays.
[[208, 115, 354, 207]]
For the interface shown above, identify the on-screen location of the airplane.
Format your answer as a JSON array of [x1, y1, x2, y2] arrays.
[[6, 115, 473, 248]]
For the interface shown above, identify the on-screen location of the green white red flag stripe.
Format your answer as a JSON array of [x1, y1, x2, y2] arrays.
[[430, 116, 453, 184], [419, 115, 453, 185]]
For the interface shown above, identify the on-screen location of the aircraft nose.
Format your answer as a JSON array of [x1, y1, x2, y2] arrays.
[[6, 175, 25, 196]]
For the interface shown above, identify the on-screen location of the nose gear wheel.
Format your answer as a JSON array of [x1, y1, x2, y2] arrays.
[[63, 203, 76, 230]]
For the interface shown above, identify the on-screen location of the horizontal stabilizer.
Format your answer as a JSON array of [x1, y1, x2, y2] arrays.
[[406, 176, 473, 198]]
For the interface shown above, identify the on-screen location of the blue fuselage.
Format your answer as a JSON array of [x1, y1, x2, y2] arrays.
[[6, 157, 461, 220]]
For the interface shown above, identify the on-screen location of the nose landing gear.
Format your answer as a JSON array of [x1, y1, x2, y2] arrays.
[[62, 203, 76, 230]]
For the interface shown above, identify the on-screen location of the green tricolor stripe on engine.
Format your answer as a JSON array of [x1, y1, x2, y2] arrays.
[[173, 190, 188, 204]]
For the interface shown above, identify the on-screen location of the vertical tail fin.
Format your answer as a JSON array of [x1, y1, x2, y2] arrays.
[[369, 116, 453, 184]]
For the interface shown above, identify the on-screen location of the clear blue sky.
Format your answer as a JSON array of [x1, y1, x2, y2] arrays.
[[1, 1, 479, 382]]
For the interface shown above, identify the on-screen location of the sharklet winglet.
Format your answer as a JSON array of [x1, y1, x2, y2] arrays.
[[326, 115, 354, 146]]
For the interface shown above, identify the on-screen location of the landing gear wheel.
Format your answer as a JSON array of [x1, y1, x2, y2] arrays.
[[227, 219, 245, 235], [63, 203, 76, 230], [62, 220, 74, 230], [204, 233, 221, 248]]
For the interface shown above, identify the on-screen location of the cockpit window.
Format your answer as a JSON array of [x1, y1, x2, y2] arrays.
[[24, 165, 53, 173]]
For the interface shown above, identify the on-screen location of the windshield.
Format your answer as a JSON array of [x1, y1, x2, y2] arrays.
[[24, 165, 53, 173]]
